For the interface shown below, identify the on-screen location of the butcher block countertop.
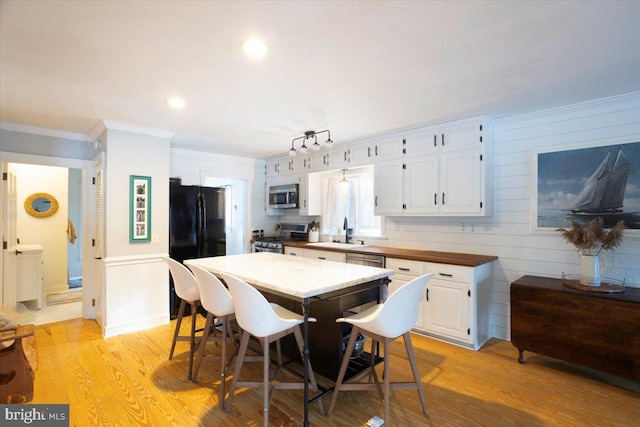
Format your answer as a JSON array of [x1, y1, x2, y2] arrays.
[[284, 241, 497, 267]]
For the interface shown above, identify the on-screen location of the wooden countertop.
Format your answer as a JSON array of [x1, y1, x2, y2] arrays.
[[283, 241, 497, 267]]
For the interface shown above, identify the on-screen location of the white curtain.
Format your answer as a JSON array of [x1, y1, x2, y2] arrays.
[[322, 170, 380, 236]]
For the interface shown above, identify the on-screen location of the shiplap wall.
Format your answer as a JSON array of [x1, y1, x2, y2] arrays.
[[363, 92, 640, 341]]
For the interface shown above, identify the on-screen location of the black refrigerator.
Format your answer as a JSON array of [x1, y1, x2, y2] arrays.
[[169, 179, 226, 318]]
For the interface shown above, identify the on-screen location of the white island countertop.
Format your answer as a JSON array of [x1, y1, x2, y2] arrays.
[[185, 252, 394, 299]]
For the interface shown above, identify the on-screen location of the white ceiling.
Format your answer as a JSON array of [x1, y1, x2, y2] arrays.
[[2, 1, 640, 159]]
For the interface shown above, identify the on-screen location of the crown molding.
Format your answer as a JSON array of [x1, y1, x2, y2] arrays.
[[494, 91, 640, 129], [0, 121, 92, 142], [100, 120, 175, 139]]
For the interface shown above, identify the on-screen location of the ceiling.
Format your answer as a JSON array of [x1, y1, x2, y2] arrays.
[[2, 1, 640, 159]]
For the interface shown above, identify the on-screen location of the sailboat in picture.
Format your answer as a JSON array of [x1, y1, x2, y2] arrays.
[[569, 148, 632, 219]]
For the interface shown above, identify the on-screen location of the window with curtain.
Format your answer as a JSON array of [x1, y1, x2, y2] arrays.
[[322, 167, 381, 236]]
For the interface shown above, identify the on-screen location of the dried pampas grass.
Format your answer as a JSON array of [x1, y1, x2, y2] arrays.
[[556, 218, 626, 255]]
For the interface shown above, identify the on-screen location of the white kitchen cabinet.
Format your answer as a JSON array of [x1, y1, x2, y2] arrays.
[[439, 149, 483, 214], [420, 261, 493, 350], [303, 248, 346, 263], [388, 256, 493, 350], [349, 141, 374, 167], [404, 127, 439, 158], [386, 258, 425, 328], [330, 146, 351, 170], [16, 244, 43, 309], [374, 116, 491, 216], [373, 159, 404, 215], [309, 151, 333, 172], [266, 158, 287, 177], [404, 155, 439, 214], [284, 247, 305, 256], [286, 247, 346, 263], [440, 119, 484, 153], [370, 135, 404, 161], [298, 172, 322, 216]]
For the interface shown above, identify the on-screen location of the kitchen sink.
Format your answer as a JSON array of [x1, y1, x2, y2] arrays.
[[306, 242, 368, 249]]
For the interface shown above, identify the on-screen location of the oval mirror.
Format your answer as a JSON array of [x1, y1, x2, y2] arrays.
[[24, 192, 59, 218]]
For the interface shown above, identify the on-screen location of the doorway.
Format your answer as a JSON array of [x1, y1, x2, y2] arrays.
[[204, 177, 247, 255], [10, 164, 81, 324], [1, 154, 94, 325]]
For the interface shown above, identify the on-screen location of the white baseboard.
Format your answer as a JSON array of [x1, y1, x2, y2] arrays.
[[102, 314, 169, 339], [44, 285, 70, 295]]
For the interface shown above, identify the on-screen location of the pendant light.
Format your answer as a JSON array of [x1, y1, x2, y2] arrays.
[[339, 169, 348, 186]]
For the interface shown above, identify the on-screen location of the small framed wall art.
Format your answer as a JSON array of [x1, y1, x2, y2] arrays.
[[130, 175, 152, 243]]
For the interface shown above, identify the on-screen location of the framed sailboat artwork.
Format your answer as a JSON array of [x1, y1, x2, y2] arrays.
[[531, 139, 640, 232]]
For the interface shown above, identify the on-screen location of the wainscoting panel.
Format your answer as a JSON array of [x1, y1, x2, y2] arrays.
[[103, 254, 168, 338]]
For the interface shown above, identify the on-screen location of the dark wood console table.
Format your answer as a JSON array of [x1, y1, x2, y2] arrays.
[[510, 275, 640, 381]]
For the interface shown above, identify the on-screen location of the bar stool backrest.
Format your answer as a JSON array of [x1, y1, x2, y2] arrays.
[[219, 272, 301, 338], [365, 273, 434, 338], [188, 264, 234, 317], [163, 257, 200, 302]]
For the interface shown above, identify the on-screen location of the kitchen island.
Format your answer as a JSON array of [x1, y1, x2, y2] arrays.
[[185, 252, 394, 427]]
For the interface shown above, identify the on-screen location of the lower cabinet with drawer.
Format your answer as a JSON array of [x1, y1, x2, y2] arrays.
[[387, 257, 493, 350], [284, 247, 347, 263], [386, 258, 425, 327], [303, 248, 346, 263]]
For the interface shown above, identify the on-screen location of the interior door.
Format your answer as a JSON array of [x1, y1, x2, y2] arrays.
[[1, 162, 18, 310], [92, 153, 105, 327]]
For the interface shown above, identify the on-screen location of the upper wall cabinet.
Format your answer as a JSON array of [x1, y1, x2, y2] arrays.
[[374, 116, 493, 216], [266, 158, 285, 177], [267, 154, 313, 177], [265, 115, 493, 217]]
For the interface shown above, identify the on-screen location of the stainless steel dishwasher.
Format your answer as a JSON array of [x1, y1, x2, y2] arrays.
[[345, 252, 385, 268], [345, 252, 387, 305]]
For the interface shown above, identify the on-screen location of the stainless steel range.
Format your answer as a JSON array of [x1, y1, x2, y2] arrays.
[[253, 223, 308, 253]]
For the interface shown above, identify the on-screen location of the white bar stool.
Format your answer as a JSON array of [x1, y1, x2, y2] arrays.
[[188, 264, 238, 409], [220, 273, 325, 427], [327, 273, 434, 424], [163, 257, 203, 381]]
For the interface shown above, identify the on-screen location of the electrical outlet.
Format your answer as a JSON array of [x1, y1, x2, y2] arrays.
[[461, 223, 467, 232], [482, 225, 493, 233], [151, 234, 158, 243]]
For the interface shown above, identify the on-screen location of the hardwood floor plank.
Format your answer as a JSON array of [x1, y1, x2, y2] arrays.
[[28, 318, 640, 427]]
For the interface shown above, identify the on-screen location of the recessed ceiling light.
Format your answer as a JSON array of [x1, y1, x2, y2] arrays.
[[242, 38, 268, 58], [167, 97, 186, 109]]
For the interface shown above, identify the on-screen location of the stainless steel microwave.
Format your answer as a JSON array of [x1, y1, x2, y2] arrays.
[[268, 184, 299, 209]]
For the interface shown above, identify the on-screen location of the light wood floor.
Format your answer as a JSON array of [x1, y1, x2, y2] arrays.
[[30, 318, 639, 426]]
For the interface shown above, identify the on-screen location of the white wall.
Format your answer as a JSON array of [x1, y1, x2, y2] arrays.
[[13, 163, 69, 295], [104, 129, 170, 257], [100, 127, 171, 337]]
